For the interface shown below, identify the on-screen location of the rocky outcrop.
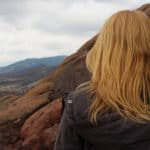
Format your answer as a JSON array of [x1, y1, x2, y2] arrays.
[[0, 4, 149, 150], [0, 33, 97, 150], [20, 34, 97, 150], [21, 99, 62, 150]]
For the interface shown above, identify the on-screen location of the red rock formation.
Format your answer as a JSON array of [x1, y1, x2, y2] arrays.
[[21, 99, 61, 150], [0, 33, 96, 149], [20, 34, 97, 150], [0, 3, 149, 150]]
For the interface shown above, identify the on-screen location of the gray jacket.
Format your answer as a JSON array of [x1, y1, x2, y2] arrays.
[[54, 82, 150, 150]]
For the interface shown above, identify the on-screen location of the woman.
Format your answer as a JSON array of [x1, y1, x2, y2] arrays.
[[54, 10, 150, 150]]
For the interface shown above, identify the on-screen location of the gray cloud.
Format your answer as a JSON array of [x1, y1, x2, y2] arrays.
[[0, 0, 27, 23], [0, 0, 149, 66]]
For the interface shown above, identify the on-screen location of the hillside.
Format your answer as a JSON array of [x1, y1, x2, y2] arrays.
[[0, 56, 66, 74], [0, 56, 66, 96], [0, 4, 149, 150]]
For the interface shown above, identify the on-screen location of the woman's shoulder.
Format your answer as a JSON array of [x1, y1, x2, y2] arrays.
[[75, 81, 90, 92], [65, 81, 91, 103], [67, 81, 92, 120], [73, 81, 91, 103]]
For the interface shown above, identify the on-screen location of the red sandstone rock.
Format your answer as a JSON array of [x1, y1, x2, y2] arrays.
[[21, 99, 62, 150]]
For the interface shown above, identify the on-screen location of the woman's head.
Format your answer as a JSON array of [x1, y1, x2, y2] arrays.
[[86, 10, 150, 123]]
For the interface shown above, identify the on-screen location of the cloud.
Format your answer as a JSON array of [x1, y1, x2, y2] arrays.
[[0, 0, 27, 24], [0, 0, 149, 66]]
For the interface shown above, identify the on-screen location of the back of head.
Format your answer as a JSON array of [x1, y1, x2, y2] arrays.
[[86, 10, 150, 123]]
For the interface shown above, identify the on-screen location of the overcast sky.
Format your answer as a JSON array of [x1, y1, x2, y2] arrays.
[[0, 0, 149, 66]]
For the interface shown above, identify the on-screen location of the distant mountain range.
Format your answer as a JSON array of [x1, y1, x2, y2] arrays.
[[0, 56, 66, 74], [0, 56, 66, 96]]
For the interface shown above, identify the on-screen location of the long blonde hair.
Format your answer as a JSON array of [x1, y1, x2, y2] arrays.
[[86, 10, 150, 123]]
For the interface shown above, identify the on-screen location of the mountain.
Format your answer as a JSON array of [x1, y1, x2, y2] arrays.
[[0, 56, 66, 96], [0, 56, 66, 74], [0, 4, 149, 150]]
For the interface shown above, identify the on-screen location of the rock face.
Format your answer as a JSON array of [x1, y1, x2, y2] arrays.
[[0, 34, 97, 150], [21, 99, 62, 150], [20, 34, 97, 150], [0, 4, 149, 150]]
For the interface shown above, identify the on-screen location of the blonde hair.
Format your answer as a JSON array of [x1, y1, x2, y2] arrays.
[[86, 10, 150, 123]]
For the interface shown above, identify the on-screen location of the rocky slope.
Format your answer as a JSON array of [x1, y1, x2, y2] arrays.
[[0, 4, 149, 150], [0, 33, 97, 150]]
